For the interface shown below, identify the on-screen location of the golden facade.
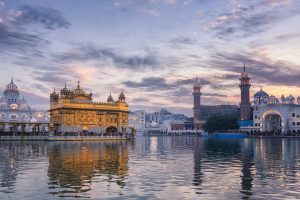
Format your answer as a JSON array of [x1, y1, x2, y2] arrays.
[[49, 82, 129, 133]]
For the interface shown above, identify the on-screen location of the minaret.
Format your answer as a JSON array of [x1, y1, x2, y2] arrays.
[[193, 77, 201, 130], [239, 62, 251, 120]]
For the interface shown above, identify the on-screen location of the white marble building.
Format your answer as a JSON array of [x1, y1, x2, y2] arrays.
[[0, 78, 49, 133], [128, 110, 146, 132], [246, 88, 300, 134]]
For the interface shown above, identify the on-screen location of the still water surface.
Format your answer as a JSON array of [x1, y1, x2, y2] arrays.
[[0, 136, 300, 199]]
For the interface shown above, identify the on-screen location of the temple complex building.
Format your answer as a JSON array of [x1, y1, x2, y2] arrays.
[[239, 66, 300, 134], [49, 81, 129, 133], [0, 78, 49, 133]]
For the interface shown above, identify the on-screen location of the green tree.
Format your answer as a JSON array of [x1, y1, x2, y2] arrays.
[[203, 115, 239, 133]]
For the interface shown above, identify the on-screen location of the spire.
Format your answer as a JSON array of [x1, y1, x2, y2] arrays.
[[77, 80, 80, 89], [193, 77, 200, 89], [107, 91, 114, 103], [11, 77, 13, 83], [64, 82, 67, 88], [243, 60, 246, 72]]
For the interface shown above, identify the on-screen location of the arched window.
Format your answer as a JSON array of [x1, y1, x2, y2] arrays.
[[9, 114, 18, 120], [21, 114, 27, 119], [0, 113, 6, 119]]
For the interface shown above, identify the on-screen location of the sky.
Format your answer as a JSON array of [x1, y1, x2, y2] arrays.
[[0, 0, 300, 116]]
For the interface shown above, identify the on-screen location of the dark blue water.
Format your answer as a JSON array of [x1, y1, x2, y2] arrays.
[[0, 137, 300, 199]]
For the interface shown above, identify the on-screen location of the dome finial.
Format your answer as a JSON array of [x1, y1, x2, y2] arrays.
[[64, 82, 67, 88], [11, 77, 13, 83], [77, 80, 80, 89]]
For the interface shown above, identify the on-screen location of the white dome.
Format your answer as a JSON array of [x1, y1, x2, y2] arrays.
[[5, 79, 18, 91]]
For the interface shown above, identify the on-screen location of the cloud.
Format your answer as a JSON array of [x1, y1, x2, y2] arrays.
[[208, 50, 300, 87], [0, 5, 70, 58], [149, 0, 177, 5], [204, 0, 300, 39], [124, 77, 169, 90], [140, 8, 161, 16], [168, 36, 197, 49], [0, 23, 49, 56], [54, 44, 160, 70], [14, 5, 70, 30]]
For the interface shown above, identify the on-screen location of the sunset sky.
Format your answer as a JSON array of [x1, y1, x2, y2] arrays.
[[0, 0, 300, 116]]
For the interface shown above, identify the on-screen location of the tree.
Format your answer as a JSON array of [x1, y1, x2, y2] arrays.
[[203, 115, 239, 133]]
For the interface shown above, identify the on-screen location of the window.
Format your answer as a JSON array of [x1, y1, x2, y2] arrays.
[[297, 122, 300, 126], [292, 113, 296, 117], [293, 122, 296, 126], [0, 113, 6, 118], [255, 123, 257, 126], [9, 114, 18, 120], [255, 115, 257, 119]]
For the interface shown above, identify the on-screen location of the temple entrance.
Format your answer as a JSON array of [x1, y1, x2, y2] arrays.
[[264, 114, 281, 132], [106, 126, 117, 134]]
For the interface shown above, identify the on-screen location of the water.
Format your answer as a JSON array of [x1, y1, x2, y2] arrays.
[[0, 136, 300, 199]]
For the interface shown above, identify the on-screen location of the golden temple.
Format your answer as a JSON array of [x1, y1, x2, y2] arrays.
[[49, 81, 129, 133]]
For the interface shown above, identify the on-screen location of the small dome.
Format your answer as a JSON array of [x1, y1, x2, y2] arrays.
[[107, 93, 114, 103], [267, 95, 279, 104], [287, 95, 295, 100], [118, 90, 126, 101], [254, 88, 269, 98]]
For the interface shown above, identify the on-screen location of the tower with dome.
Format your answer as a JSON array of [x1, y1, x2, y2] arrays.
[[0, 78, 49, 133]]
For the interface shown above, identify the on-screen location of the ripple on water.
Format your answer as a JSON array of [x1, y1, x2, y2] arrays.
[[1, 137, 300, 199]]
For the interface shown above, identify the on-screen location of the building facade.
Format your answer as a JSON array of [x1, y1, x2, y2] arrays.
[[49, 81, 129, 133], [199, 105, 240, 121], [248, 90, 300, 134], [0, 78, 49, 133], [128, 110, 146, 132]]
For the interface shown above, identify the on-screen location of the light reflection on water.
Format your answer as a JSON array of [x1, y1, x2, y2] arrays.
[[0, 137, 300, 199]]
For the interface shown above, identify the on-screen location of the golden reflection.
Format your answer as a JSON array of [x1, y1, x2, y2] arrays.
[[47, 142, 128, 196]]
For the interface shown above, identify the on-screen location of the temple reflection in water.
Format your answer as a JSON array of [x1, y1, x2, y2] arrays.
[[47, 141, 129, 197], [1, 138, 300, 199]]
